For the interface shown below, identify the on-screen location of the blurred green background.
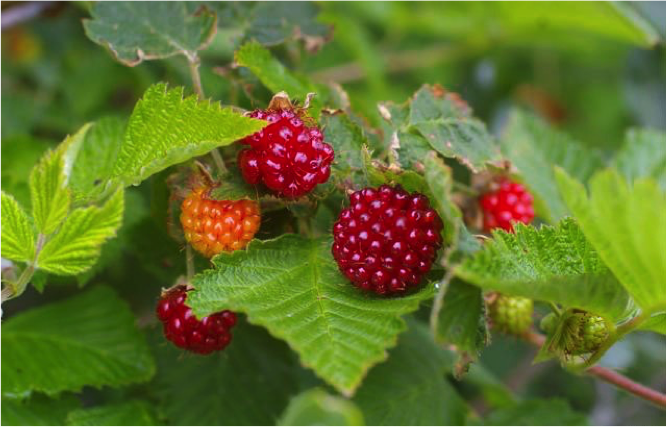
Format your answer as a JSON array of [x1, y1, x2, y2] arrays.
[[2, 1, 665, 425]]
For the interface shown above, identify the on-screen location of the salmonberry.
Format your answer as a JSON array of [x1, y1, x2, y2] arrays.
[[479, 178, 534, 232], [156, 286, 237, 355], [331, 185, 444, 295], [487, 293, 533, 335], [180, 187, 260, 258], [562, 311, 610, 356], [238, 107, 334, 198]]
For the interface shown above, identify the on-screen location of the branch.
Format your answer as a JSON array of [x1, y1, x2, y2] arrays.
[[1, 2, 56, 30], [523, 331, 666, 409]]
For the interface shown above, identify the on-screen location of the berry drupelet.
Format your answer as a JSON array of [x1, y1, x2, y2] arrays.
[[238, 108, 334, 198], [157, 286, 237, 355], [332, 185, 444, 295], [479, 178, 534, 232], [180, 187, 261, 258]]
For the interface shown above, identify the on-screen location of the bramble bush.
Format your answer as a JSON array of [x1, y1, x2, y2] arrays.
[[1, 2, 665, 426]]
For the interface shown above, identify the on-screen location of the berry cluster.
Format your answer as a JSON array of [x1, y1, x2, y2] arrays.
[[180, 187, 261, 258], [332, 185, 443, 295], [479, 178, 534, 232], [487, 294, 534, 335], [157, 286, 237, 355], [238, 109, 334, 198]]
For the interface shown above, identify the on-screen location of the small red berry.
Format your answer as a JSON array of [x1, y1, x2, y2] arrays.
[[332, 185, 444, 295], [180, 187, 261, 258], [479, 178, 534, 232], [238, 108, 334, 198], [157, 286, 236, 355]]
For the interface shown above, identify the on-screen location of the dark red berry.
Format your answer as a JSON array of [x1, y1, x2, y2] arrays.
[[331, 185, 444, 295], [479, 178, 534, 232], [238, 108, 334, 198], [157, 286, 236, 355]]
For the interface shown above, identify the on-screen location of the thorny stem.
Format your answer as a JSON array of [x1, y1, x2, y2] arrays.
[[1, 234, 45, 303], [188, 54, 227, 175], [523, 330, 666, 409]]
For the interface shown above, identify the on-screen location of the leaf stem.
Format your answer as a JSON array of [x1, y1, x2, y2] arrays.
[[429, 268, 456, 336], [523, 330, 665, 408], [1, 233, 45, 302], [187, 55, 204, 99], [187, 54, 227, 176], [186, 244, 195, 281]]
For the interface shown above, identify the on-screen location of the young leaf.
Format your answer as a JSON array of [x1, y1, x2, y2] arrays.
[[482, 398, 588, 426], [556, 168, 666, 314], [68, 116, 126, 204], [1, 192, 35, 263], [353, 319, 468, 425], [66, 400, 159, 426], [456, 218, 632, 321], [2, 286, 155, 398], [1, 394, 80, 426], [152, 321, 302, 426], [188, 234, 434, 396], [501, 109, 604, 223], [1, 135, 54, 209], [29, 126, 87, 235], [423, 152, 463, 245], [37, 190, 124, 276], [381, 85, 501, 172], [279, 389, 364, 426], [235, 41, 324, 114], [433, 280, 489, 360], [613, 128, 666, 191], [111, 84, 265, 186], [83, 2, 217, 66]]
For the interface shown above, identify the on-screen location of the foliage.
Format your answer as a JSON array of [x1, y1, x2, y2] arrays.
[[1, 2, 665, 426]]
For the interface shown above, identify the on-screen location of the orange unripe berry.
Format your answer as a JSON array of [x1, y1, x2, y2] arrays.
[[180, 188, 261, 258]]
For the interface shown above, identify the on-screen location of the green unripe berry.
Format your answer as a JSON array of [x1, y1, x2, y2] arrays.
[[540, 313, 558, 335], [563, 312, 609, 355], [488, 294, 533, 335]]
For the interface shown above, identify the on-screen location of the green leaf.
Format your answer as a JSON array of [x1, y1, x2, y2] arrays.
[[353, 318, 468, 425], [321, 113, 366, 173], [434, 280, 488, 360], [2, 286, 155, 398], [246, 2, 331, 47], [188, 234, 434, 396], [279, 389, 364, 426], [482, 398, 588, 426], [2, 394, 80, 426], [112, 84, 265, 186], [1, 192, 35, 263], [29, 126, 91, 235], [613, 128, 666, 191], [66, 400, 159, 426], [382, 85, 501, 172], [83, 2, 217, 66], [501, 109, 604, 223], [152, 321, 302, 426], [638, 312, 666, 335], [235, 42, 323, 114], [556, 168, 666, 314], [69, 117, 126, 204], [37, 189, 124, 276], [456, 218, 632, 321]]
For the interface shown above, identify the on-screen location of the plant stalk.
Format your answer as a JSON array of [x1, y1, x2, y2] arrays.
[[523, 330, 666, 409], [185, 244, 195, 282]]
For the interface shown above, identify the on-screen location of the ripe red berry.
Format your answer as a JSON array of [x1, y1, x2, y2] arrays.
[[331, 185, 444, 295], [238, 108, 334, 198], [479, 178, 534, 232], [156, 286, 236, 355], [180, 187, 261, 258]]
